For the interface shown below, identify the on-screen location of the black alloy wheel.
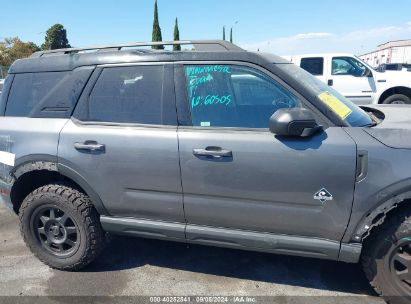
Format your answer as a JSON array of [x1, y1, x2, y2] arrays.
[[31, 205, 80, 257]]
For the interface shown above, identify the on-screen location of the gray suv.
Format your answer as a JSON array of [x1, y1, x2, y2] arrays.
[[1, 40, 411, 303]]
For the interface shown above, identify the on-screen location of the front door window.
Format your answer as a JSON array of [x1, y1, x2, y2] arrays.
[[184, 65, 302, 128]]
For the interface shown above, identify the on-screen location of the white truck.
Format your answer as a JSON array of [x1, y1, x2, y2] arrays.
[[284, 53, 411, 105]]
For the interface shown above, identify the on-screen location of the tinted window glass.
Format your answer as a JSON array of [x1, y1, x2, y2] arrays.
[[6, 72, 68, 116], [81, 66, 167, 124], [385, 64, 401, 71], [300, 57, 324, 75], [185, 65, 301, 128]]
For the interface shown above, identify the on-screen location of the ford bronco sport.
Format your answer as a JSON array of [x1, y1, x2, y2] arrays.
[[1, 40, 411, 303]]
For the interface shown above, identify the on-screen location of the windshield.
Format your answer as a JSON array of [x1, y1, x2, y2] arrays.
[[354, 55, 378, 71], [276, 63, 373, 127]]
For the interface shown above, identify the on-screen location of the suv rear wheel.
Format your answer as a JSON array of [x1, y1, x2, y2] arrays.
[[362, 206, 411, 304], [19, 184, 104, 270]]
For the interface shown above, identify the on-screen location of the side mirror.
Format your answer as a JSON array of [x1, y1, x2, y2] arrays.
[[269, 108, 323, 138]]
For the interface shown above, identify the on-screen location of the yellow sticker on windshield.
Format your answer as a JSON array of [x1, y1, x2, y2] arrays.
[[318, 92, 352, 119]]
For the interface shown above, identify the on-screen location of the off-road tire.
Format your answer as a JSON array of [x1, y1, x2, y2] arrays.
[[19, 184, 105, 271], [382, 94, 411, 105], [362, 206, 411, 304]]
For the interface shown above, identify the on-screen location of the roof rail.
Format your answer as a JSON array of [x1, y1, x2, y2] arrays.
[[31, 40, 244, 58]]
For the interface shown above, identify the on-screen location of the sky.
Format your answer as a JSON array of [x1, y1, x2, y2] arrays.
[[2, 0, 411, 56]]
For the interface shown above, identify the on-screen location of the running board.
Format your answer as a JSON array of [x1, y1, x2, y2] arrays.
[[100, 216, 361, 263], [186, 225, 340, 261]]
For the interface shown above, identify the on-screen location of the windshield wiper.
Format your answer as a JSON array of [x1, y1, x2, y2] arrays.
[[363, 121, 378, 127]]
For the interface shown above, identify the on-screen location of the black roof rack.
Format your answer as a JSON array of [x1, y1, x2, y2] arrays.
[[31, 40, 244, 58]]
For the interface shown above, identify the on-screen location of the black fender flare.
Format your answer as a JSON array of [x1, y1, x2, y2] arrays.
[[57, 163, 109, 216], [11, 155, 109, 216], [352, 190, 411, 242], [12, 157, 58, 179]]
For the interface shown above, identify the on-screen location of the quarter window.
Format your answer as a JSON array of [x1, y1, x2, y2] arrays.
[[6, 72, 68, 117], [300, 57, 324, 76], [184, 65, 301, 128], [77, 65, 170, 124]]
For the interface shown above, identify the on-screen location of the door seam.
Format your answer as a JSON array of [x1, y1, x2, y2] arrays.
[[176, 127, 188, 240]]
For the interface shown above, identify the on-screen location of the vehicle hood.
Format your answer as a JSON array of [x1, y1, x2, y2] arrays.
[[374, 70, 411, 84], [362, 104, 411, 149]]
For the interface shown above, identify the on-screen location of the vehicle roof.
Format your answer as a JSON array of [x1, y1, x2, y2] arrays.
[[3, 42, 346, 127], [287, 53, 356, 58], [8, 40, 289, 73]]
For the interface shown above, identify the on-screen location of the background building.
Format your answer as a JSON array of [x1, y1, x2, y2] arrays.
[[359, 39, 411, 68]]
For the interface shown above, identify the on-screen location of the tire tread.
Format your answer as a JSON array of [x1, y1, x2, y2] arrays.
[[362, 205, 411, 303], [19, 184, 104, 271]]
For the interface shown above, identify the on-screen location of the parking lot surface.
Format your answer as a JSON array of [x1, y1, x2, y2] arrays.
[[0, 205, 384, 303]]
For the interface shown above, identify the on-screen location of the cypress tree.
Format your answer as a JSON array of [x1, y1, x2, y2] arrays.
[[223, 26, 226, 41], [230, 27, 233, 43], [42, 24, 71, 50], [173, 18, 181, 51], [152, 0, 164, 50]]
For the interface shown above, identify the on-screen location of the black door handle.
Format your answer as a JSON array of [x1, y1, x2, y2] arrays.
[[74, 141, 105, 152], [328, 79, 334, 86], [193, 146, 232, 158]]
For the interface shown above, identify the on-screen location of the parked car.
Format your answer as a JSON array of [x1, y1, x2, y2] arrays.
[[378, 63, 411, 72], [2, 40, 411, 303], [285, 53, 411, 105]]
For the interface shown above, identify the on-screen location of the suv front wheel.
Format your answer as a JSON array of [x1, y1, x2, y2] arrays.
[[19, 184, 105, 270], [362, 206, 411, 304]]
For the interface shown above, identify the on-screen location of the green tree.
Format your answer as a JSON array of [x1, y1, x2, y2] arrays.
[[230, 27, 233, 43], [223, 26, 226, 40], [152, 0, 164, 50], [41, 24, 71, 50], [0, 37, 40, 66], [173, 18, 181, 51]]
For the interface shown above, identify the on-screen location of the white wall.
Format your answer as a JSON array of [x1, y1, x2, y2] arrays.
[[360, 45, 411, 67]]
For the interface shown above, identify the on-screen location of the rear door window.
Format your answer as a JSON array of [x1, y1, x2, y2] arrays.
[[300, 57, 324, 76], [75, 65, 176, 125]]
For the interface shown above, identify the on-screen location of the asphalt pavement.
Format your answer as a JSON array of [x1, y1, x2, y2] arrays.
[[0, 204, 385, 304]]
